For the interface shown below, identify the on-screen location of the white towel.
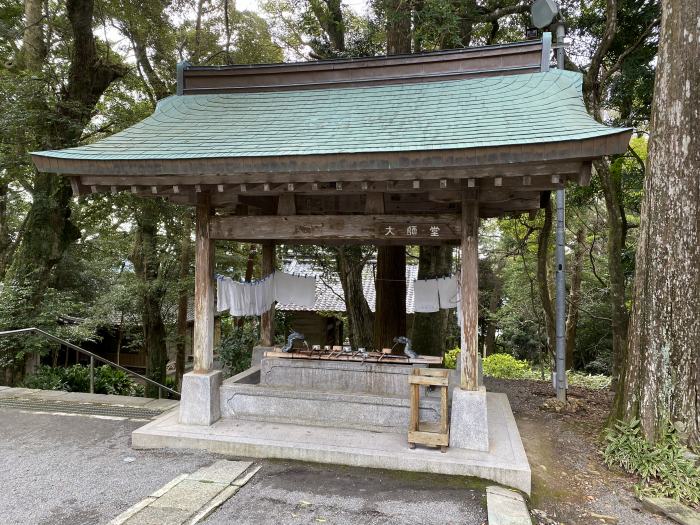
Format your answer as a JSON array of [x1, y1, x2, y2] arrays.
[[413, 279, 440, 313], [216, 276, 232, 312], [274, 272, 316, 308], [229, 281, 247, 316], [437, 275, 460, 309]]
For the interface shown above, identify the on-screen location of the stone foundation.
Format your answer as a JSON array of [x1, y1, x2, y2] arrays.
[[220, 382, 441, 433], [260, 357, 419, 397], [449, 387, 489, 451], [179, 370, 222, 426]]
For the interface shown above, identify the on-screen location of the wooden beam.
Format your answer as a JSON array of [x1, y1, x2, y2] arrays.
[[260, 241, 275, 346], [460, 192, 479, 390], [210, 214, 461, 242], [365, 193, 385, 214], [193, 192, 215, 372], [77, 160, 586, 187], [277, 193, 296, 215]]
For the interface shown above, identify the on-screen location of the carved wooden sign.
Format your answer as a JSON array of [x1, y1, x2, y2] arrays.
[[378, 223, 457, 240], [211, 214, 461, 242]]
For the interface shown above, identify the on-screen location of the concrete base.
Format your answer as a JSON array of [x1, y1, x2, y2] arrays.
[[179, 371, 222, 426], [260, 357, 419, 397], [220, 382, 441, 433], [449, 387, 489, 452], [133, 392, 531, 494]]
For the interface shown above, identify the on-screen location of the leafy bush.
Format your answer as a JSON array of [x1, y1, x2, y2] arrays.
[[603, 419, 700, 506], [567, 372, 611, 390], [218, 323, 257, 376], [482, 353, 533, 379], [21, 364, 141, 396], [442, 350, 611, 390], [443, 347, 460, 369]]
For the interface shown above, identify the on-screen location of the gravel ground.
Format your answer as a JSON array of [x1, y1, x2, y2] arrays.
[[0, 408, 486, 525], [485, 378, 674, 525]]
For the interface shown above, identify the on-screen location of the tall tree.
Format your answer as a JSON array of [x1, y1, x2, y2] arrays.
[[575, 0, 659, 387], [130, 201, 168, 397], [411, 246, 453, 356], [336, 246, 374, 349], [613, 0, 699, 447]]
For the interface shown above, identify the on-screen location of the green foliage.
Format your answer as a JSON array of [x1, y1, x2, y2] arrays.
[[443, 347, 459, 369], [21, 364, 142, 396], [444, 350, 610, 390], [603, 420, 700, 505], [217, 322, 257, 376], [482, 353, 533, 379]]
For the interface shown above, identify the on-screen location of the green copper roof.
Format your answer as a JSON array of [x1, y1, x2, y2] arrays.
[[33, 70, 628, 161]]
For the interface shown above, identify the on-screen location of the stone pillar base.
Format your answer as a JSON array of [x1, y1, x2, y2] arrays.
[[449, 387, 489, 451], [179, 370, 222, 426]]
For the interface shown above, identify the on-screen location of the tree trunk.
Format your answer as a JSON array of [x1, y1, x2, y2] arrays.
[[131, 202, 168, 398], [386, 0, 412, 54], [596, 159, 630, 387], [374, 13, 410, 353], [613, 0, 700, 447], [483, 267, 503, 357], [374, 246, 407, 351], [175, 212, 192, 391], [411, 246, 452, 356], [536, 196, 556, 355], [19, 0, 46, 70], [336, 246, 374, 349], [565, 228, 585, 370]]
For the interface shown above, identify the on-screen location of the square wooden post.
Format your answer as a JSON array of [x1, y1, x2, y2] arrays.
[[460, 193, 479, 390], [260, 241, 276, 346], [193, 191, 215, 372], [179, 191, 221, 426]]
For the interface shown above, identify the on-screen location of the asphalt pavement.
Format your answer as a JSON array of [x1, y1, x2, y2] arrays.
[[0, 407, 486, 525]]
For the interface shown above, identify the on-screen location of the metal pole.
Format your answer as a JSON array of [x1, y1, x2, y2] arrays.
[[554, 21, 567, 401], [89, 356, 95, 394]]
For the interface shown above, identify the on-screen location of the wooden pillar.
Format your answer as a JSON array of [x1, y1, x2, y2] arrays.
[[193, 192, 214, 373], [460, 192, 479, 390], [260, 241, 276, 346]]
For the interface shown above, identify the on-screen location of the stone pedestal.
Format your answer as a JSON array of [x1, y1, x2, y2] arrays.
[[449, 387, 489, 451], [179, 370, 222, 426]]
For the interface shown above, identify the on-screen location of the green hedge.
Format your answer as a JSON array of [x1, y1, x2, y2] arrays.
[[22, 364, 143, 396]]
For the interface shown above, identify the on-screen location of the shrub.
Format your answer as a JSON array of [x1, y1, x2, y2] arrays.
[[21, 364, 141, 396], [218, 323, 257, 376], [603, 419, 700, 506], [482, 353, 533, 379], [443, 347, 460, 369]]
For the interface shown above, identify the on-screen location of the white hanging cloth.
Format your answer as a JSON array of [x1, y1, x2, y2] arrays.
[[413, 273, 460, 312], [437, 275, 460, 309], [274, 271, 316, 308], [413, 279, 440, 313], [216, 271, 317, 316]]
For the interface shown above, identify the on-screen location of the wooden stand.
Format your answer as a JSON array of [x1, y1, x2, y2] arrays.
[[408, 368, 449, 452]]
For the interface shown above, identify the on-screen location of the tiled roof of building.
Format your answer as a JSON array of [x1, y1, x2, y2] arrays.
[[33, 70, 627, 163], [277, 260, 418, 314]]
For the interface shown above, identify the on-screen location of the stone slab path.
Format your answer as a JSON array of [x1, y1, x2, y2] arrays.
[[110, 460, 260, 525], [0, 386, 178, 420], [486, 485, 531, 525]]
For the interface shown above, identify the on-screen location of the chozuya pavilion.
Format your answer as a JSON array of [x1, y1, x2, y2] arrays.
[[32, 35, 630, 493]]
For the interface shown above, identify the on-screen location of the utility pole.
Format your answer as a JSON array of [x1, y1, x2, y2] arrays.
[[554, 21, 567, 402]]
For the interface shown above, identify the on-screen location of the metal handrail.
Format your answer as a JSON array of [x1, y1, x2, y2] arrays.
[[0, 327, 180, 399]]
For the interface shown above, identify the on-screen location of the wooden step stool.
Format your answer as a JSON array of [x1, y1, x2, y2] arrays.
[[408, 368, 449, 452]]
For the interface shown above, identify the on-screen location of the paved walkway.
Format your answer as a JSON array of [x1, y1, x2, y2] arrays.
[[0, 386, 179, 414], [0, 406, 487, 524]]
